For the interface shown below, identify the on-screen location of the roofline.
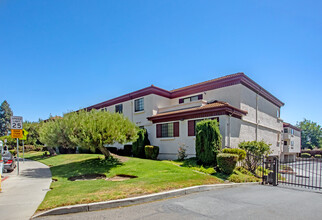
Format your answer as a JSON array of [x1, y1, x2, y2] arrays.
[[283, 122, 301, 132], [84, 72, 284, 110], [147, 105, 247, 123]]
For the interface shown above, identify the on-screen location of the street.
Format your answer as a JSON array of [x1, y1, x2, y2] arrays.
[[36, 184, 322, 220]]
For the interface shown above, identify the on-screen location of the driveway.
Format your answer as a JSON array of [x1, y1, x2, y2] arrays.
[[0, 159, 52, 220], [35, 184, 321, 220]]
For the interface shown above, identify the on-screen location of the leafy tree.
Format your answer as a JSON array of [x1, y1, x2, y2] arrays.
[[0, 100, 13, 136], [132, 128, 150, 158], [39, 110, 139, 159], [23, 121, 43, 146], [238, 140, 271, 174], [71, 110, 139, 159], [296, 119, 322, 149], [195, 120, 222, 166]]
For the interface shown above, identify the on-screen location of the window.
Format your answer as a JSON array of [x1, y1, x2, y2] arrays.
[[115, 104, 123, 114], [161, 123, 174, 137], [284, 128, 288, 133], [179, 94, 203, 104], [291, 129, 294, 135], [284, 141, 288, 145], [291, 141, 294, 146], [277, 109, 280, 118], [134, 98, 144, 112], [157, 122, 179, 138]]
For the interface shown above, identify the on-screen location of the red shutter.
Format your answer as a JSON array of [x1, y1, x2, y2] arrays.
[[188, 120, 195, 136], [179, 98, 184, 104], [156, 124, 162, 138], [174, 122, 179, 137], [198, 94, 203, 100]]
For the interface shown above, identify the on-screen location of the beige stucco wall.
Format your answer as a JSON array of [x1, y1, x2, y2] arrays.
[[102, 83, 284, 159]]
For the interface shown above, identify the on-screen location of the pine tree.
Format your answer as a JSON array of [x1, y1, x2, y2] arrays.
[[0, 100, 13, 136]]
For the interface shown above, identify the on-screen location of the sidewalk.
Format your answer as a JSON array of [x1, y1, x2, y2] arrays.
[[0, 159, 52, 220]]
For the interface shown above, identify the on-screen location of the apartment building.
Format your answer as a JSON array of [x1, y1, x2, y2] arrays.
[[281, 123, 301, 162], [85, 72, 288, 160]]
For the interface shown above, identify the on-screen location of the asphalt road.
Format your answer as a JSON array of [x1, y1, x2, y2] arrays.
[[35, 184, 322, 220]]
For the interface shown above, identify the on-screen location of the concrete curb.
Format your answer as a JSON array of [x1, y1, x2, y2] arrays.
[[32, 182, 259, 218]]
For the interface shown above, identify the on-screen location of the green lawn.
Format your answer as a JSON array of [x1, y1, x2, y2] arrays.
[[25, 152, 223, 211], [171, 158, 261, 183]]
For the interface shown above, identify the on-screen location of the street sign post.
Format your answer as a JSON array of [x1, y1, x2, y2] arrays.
[[10, 116, 23, 130], [11, 116, 23, 175]]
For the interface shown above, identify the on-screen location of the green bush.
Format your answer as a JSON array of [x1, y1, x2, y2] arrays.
[[222, 148, 246, 161], [301, 153, 311, 158], [238, 140, 271, 173], [217, 153, 238, 174], [133, 129, 150, 158], [314, 154, 321, 158], [195, 120, 222, 165], [144, 145, 159, 160]]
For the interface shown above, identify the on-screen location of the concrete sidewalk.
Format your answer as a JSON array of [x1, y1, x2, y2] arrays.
[[0, 159, 52, 220]]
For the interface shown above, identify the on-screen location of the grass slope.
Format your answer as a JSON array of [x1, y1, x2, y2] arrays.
[[25, 152, 222, 211]]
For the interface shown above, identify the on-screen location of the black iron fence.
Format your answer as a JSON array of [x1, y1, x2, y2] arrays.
[[278, 157, 322, 190]]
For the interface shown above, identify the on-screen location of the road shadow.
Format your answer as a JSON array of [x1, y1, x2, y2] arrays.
[[20, 167, 52, 179]]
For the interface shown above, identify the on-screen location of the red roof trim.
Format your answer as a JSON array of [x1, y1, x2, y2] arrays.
[[147, 105, 247, 123], [84, 72, 284, 110], [283, 123, 301, 132], [86, 85, 171, 111]]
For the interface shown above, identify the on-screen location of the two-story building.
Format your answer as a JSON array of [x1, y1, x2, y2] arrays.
[[281, 123, 301, 162], [84, 72, 292, 160]]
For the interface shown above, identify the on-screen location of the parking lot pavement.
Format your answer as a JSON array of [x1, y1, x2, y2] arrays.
[[0, 159, 52, 220], [36, 184, 322, 220]]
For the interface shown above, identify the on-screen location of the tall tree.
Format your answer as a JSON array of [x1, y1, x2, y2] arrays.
[[39, 110, 139, 159], [297, 119, 322, 149], [0, 100, 13, 136]]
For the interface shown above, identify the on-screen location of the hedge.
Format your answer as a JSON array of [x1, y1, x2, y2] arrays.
[[217, 153, 238, 174], [195, 120, 221, 165], [222, 148, 246, 161], [314, 154, 321, 158], [301, 153, 311, 158], [144, 145, 159, 160], [133, 129, 150, 158]]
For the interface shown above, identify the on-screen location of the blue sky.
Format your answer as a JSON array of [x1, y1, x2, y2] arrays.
[[0, 0, 321, 125]]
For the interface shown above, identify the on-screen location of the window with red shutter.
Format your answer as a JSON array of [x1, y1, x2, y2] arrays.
[[174, 122, 179, 137], [188, 120, 195, 136]]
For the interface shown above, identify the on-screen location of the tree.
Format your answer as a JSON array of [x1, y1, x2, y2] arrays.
[[23, 121, 43, 146], [39, 110, 139, 159], [297, 119, 322, 149], [132, 128, 150, 158], [195, 119, 222, 165], [0, 100, 13, 136], [238, 140, 271, 174]]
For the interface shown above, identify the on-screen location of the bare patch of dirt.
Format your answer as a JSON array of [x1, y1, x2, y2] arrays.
[[68, 173, 106, 181], [106, 174, 138, 182], [110, 153, 129, 163]]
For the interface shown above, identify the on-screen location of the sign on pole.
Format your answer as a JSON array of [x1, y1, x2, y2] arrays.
[[10, 116, 23, 175], [20, 129, 29, 140], [11, 129, 23, 139], [10, 116, 23, 130]]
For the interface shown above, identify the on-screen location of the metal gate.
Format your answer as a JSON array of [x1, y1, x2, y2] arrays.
[[278, 157, 322, 190]]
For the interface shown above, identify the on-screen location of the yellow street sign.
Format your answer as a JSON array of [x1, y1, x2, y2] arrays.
[[20, 129, 29, 140], [11, 129, 23, 139]]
